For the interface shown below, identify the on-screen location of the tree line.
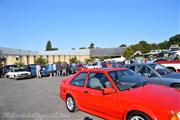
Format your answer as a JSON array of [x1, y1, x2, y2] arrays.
[[123, 34, 180, 58]]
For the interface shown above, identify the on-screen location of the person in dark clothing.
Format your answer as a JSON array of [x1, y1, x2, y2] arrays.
[[0, 67, 3, 78], [101, 61, 107, 68], [57, 63, 61, 76], [66, 64, 70, 76]]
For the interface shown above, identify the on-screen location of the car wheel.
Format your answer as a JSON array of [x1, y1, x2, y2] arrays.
[[66, 95, 77, 112], [127, 111, 151, 120], [172, 84, 180, 88]]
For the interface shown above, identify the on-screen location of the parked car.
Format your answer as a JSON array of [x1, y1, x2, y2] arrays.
[[5, 67, 31, 79], [3, 65, 17, 76], [60, 68, 180, 120], [155, 60, 180, 72], [124, 63, 180, 88], [25, 64, 49, 77], [85, 63, 100, 69]]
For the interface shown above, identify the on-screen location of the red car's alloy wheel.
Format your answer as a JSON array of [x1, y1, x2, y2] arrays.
[[66, 96, 77, 112]]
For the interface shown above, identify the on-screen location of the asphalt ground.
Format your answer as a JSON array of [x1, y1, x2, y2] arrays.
[[0, 76, 103, 120]]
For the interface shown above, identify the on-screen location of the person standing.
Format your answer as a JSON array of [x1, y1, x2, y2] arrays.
[[66, 64, 70, 76], [36, 64, 41, 78], [52, 63, 57, 77], [47, 64, 53, 77], [62, 63, 66, 76], [0, 67, 3, 78], [57, 63, 61, 77], [101, 61, 107, 68]]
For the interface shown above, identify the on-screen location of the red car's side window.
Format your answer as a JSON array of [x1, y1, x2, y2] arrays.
[[87, 72, 112, 90], [70, 72, 87, 87]]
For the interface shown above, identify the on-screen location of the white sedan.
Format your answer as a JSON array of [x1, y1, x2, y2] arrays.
[[85, 63, 100, 69], [6, 68, 31, 80]]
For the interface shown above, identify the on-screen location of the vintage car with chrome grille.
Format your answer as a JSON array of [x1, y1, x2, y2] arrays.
[[5, 67, 31, 80]]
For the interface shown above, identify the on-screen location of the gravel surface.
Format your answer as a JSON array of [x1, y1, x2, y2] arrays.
[[0, 76, 103, 120]]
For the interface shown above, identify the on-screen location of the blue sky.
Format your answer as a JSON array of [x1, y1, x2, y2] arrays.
[[0, 0, 179, 51]]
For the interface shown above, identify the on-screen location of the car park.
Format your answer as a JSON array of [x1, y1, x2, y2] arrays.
[[60, 68, 180, 120], [124, 63, 180, 88], [5, 67, 31, 79]]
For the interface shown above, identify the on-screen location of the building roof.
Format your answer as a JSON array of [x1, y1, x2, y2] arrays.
[[0, 47, 125, 57], [39, 49, 90, 56], [0, 47, 90, 56], [90, 47, 126, 57], [0, 47, 39, 55]]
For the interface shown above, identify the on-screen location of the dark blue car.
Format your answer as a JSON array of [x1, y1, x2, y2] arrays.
[[25, 64, 49, 77]]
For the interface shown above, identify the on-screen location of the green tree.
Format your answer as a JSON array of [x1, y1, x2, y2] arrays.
[[69, 57, 79, 63], [79, 47, 86, 49], [15, 62, 25, 68], [84, 58, 95, 64], [52, 48, 58, 51], [46, 40, 52, 51], [169, 34, 180, 46], [46, 40, 58, 51], [35, 56, 48, 65], [159, 40, 169, 49], [123, 46, 135, 58], [119, 44, 127, 47], [138, 40, 150, 53], [88, 43, 95, 49], [151, 43, 160, 50]]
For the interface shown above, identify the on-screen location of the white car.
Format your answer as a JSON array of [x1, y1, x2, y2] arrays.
[[6, 68, 31, 79], [85, 63, 100, 69]]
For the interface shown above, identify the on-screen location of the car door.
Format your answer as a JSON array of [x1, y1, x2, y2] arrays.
[[69, 72, 88, 108], [84, 72, 120, 119]]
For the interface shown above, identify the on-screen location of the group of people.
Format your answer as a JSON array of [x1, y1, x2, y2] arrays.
[[35, 63, 71, 78], [51, 63, 71, 77], [100, 61, 124, 68]]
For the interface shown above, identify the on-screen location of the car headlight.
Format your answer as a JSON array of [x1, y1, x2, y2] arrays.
[[171, 112, 180, 120]]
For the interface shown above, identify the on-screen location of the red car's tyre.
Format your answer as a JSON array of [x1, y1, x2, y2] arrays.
[[66, 95, 78, 112], [127, 111, 151, 120]]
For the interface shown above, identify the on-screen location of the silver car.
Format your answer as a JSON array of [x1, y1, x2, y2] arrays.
[[124, 63, 180, 88]]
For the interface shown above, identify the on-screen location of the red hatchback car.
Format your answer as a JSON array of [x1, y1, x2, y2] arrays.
[[60, 68, 180, 120]]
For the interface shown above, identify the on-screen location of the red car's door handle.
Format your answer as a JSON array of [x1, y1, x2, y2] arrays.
[[84, 91, 88, 93]]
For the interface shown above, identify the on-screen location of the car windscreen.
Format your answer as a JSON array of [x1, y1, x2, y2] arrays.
[[149, 64, 171, 75], [13, 69, 26, 72], [109, 69, 147, 91]]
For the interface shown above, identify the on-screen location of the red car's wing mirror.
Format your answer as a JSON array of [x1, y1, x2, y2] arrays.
[[103, 88, 115, 95]]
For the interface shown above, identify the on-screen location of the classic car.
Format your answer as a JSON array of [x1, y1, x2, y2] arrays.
[[60, 68, 180, 120], [5, 67, 31, 79], [124, 63, 180, 88]]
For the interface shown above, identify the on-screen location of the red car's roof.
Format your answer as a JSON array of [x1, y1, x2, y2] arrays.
[[80, 67, 128, 73]]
